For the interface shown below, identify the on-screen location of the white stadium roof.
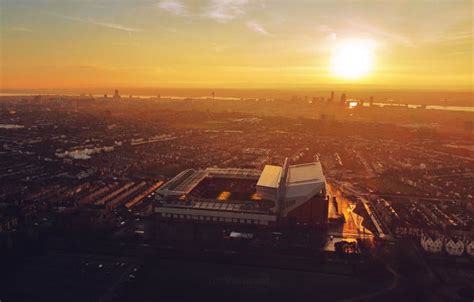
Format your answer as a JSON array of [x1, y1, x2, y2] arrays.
[[285, 162, 325, 201], [256, 165, 283, 189], [256, 161, 326, 202], [287, 162, 324, 185]]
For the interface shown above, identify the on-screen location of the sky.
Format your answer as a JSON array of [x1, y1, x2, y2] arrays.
[[0, 0, 473, 91]]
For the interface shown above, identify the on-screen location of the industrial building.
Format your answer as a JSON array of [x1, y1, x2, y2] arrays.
[[154, 159, 328, 228]]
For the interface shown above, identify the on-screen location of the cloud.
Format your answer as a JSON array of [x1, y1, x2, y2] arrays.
[[246, 21, 270, 36], [9, 26, 33, 33], [425, 30, 473, 44], [204, 0, 248, 23], [157, 0, 188, 16], [346, 20, 414, 47], [88, 20, 142, 33], [48, 12, 142, 33]]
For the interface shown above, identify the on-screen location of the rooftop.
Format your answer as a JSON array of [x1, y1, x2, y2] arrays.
[[287, 162, 325, 185], [158, 167, 262, 196], [256, 165, 282, 188], [157, 198, 275, 215]]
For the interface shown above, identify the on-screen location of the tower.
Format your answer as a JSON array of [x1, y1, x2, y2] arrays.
[[340, 93, 346, 105]]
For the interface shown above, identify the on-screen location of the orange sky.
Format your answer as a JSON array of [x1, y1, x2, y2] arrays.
[[1, 0, 473, 91]]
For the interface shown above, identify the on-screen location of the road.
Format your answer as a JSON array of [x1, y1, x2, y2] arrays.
[[326, 182, 374, 242], [328, 180, 392, 240]]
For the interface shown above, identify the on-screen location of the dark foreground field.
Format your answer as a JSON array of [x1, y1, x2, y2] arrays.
[[1, 246, 392, 302]]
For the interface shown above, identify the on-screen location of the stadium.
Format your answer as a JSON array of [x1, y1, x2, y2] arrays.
[[154, 159, 328, 228]]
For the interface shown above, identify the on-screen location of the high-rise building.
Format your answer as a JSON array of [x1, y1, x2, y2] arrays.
[[340, 93, 346, 105], [113, 89, 121, 99]]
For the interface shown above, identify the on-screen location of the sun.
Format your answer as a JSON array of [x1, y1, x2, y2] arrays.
[[330, 39, 375, 80]]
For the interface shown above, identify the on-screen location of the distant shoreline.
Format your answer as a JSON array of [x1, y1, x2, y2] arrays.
[[1, 93, 473, 113]]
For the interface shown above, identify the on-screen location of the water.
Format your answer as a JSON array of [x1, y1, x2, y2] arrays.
[[363, 102, 474, 113], [1, 93, 472, 113]]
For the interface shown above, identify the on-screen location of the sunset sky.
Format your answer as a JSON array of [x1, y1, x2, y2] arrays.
[[1, 0, 473, 91]]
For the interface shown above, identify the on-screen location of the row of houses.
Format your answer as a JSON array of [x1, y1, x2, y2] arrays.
[[421, 235, 474, 257]]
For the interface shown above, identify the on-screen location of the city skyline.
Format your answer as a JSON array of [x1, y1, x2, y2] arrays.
[[1, 0, 473, 91]]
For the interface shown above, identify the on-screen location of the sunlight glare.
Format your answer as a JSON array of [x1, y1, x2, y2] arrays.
[[331, 39, 376, 80]]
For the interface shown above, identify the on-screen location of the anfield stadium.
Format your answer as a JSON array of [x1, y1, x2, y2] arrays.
[[155, 159, 328, 228]]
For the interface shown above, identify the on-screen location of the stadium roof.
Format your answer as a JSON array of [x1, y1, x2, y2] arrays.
[[287, 162, 324, 185], [256, 165, 283, 188], [285, 162, 325, 201], [206, 167, 261, 179], [159, 161, 326, 205], [158, 167, 262, 197]]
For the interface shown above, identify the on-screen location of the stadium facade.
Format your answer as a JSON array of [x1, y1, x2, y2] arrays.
[[154, 159, 328, 228]]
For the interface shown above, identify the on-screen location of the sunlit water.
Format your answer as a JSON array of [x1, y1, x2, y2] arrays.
[[1, 93, 472, 112]]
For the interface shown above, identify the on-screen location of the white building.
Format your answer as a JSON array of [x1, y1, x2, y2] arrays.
[[465, 240, 474, 257], [445, 238, 464, 256], [420, 235, 443, 253]]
